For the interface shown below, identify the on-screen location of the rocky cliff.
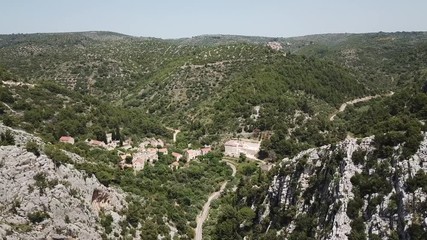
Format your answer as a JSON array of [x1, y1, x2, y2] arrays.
[[256, 134, 427, 239], [0, 125, 126, 240]]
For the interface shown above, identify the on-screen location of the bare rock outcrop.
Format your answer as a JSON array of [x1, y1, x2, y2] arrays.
[[0, 144, 126, 239], [260, 134, 427, 239]]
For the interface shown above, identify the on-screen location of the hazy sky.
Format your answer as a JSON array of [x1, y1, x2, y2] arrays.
[[1, 0, 426, 38]]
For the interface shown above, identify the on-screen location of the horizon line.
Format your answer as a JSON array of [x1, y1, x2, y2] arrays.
[[1, 30, 426, 40]]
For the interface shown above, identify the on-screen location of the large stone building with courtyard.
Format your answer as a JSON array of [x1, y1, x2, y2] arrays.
[[224, 138, 261, 159]]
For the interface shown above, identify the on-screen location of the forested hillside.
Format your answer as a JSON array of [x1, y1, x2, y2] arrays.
[[0, 67, 231, 239], [0, 31, 376, 157], [1, 31, 427, 239]]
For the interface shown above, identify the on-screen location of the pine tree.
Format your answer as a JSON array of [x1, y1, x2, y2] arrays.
[[115, 126, 121, 141]]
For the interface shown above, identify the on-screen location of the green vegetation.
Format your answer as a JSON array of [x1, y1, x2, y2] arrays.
[[117, 153, 229, 238], [27, 211, 50, 224], [407, 223, 427, 240], [348, 217, 366, 240], [210, 80, 427, 238], [1, 31, 427, 239], [290, 32, 427, 91], [406, 170, 427, 193], [44, 145, 72, 167], [208, 159, 271, 239], [0, 32, 369, 161], [0, 79, 169, 145], [100, 212, 114, 234], [33, 172, 48, 194], [0, 129, 15, 145], [25, 141, 40, 157], [342, 89, 426, 159]]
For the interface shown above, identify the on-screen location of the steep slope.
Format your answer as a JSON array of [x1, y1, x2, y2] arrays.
[[211, 135, 427, 240], [209, 79, 427, 239], [0, 124, 126, 239], [265, 135, 427, 239]]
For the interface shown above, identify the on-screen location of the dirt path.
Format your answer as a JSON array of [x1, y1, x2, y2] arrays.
[[173, 130, 180, 143], [166, 127, 180, 143], [194, 161, 236, 240], [3, 103, 16, 114], [329, 92, 394, 121]]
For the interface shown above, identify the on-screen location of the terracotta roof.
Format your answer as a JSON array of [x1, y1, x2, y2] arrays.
[[60, 136, 73, 141], [186, 149, 200, 154], [146, 148, 158, 153], [132, 157, 145, 165], [89, 140, 105, 146]]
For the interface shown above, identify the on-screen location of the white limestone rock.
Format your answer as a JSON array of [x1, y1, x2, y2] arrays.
[[0, 145, 126, 239]]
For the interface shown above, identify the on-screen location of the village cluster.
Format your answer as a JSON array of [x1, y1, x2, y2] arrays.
[[59, 134, 213, 171], [59, 133, 262, 171]]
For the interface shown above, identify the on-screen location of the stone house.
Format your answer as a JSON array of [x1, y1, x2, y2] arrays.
[[172, 152, 183, 161], [106, 133, 113, 144], [140, 138, 164, 149], [59, 136, 75, 145], [169, 161, 180, 170], [201, 146, 212, 155], [158, 148, 168, 155], [87, 139, 106, 148], [185, 146, 212, 161], [131, 150, 159, 171], [185, 149, 202, 161], [224, 138, 261, 159], [132, 158, 145, 171]]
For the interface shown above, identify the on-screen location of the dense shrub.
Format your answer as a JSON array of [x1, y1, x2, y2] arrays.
[[26, 141, 40, 157], [0, 129, 15, 145], [44, 145, 72, 167], [346, 196, 364, 219], [351, 149, 366, 165], [406, 170, 427, 193], [28, 211, 50, 224]]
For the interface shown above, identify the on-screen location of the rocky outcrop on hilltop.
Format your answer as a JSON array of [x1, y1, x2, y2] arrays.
[[254, 135, 427, 239], [0, 127, 126, 239]]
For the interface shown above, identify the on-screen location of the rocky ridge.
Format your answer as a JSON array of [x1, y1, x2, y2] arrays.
[[261, 134, 427, 239], [0, 125, 126, 239]]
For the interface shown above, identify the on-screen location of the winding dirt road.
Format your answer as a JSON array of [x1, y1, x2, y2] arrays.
[[166, 127, 180, 143], [172, 130, 180, 143], [329, 92, 394, 121], [194, 161, 236, 240]]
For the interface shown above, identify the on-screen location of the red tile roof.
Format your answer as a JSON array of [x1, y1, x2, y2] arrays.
[[89, 140, 105, 146], [60, 136, 73, 141], [201, 147, 211, 153]]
